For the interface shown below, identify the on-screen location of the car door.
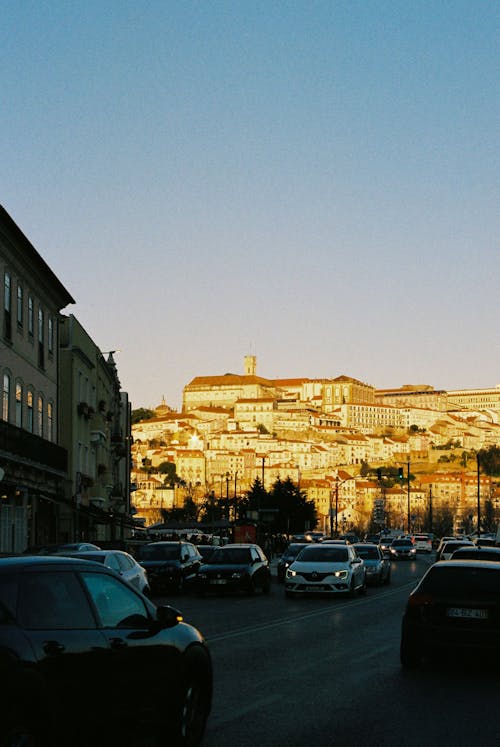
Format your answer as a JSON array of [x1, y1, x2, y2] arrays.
[[17, 568, 108, 738], [115, 551, 141, 591], [349, 548, 364, 586], [79, 568, 181, 733]]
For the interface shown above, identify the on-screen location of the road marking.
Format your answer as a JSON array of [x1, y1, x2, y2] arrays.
[[208, 580, 417, 643]]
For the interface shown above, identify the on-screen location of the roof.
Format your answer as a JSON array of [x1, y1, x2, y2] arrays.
[[186, 374, 274, 387]]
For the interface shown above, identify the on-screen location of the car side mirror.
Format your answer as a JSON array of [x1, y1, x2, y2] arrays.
[[182, 554, 189, 562], [156, 605, 182, 629]]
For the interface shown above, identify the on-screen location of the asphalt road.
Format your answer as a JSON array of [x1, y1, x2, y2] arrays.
[[156, 555, 500, 747]]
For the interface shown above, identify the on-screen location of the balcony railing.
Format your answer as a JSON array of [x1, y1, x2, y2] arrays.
[[0, 419, 68, 473]]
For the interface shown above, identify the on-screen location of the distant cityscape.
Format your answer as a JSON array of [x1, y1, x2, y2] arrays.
[[2, 204, 500, 553]]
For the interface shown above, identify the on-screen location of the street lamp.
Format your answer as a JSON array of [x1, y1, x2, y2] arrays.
[[329, 475, 349, 537], [476, 451, 481, 537]]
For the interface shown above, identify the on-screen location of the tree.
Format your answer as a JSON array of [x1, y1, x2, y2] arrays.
[[478, 446, 500, 477], [241, 477, 317, 534], [131, 408, 154, 424]]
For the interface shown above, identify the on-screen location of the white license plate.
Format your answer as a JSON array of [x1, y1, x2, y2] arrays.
[[210, 579, 227, 585], [446, 607, 488, 619]]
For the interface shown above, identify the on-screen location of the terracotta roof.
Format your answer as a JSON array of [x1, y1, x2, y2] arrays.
[[186, 374, 273, 387]]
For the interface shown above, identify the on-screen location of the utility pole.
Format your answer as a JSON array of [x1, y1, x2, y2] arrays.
[[407, 460, 411, 534], [477, 452, 481, 537], [429, 485, 433, 534]]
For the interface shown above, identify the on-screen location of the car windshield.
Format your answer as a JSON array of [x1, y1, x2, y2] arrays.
[[453, 550, 500, 561], [137, 545, 180, 561], [354, 547, 379, 559], [208, 548, 252, 564], [76, 554, 106, 563], [285, 545, 306, 558], [421, 566, 500, 594], [392, 540, 412, 547], [414, 536, 429, 542], [296, 547, 349, 562], [442, 542, 470, 553]]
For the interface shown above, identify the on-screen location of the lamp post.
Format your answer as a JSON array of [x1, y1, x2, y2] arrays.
[[476, 452, 481, 537], [225, 472, 230, 522], [406, 460, 411, 534], [329, 475, 349, 537]]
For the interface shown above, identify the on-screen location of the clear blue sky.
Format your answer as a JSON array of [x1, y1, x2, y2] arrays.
[[2, 1, 499, 409]]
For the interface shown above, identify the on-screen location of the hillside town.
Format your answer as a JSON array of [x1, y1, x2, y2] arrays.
[[2, 202, 500, 553]]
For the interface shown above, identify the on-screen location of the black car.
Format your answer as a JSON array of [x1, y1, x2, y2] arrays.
[[277, 543, 308, 583], [195, 543, 271, 595], [135, 541, 203, 594], [0, 555, 212, 747], [401, 559, 500, 668]]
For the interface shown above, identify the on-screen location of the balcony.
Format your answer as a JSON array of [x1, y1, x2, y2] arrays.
[[0, 419, 68, 473]]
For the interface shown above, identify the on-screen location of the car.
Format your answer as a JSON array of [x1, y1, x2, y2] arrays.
[[304, 531, 325, 542], [0, 555, 212, 747], [196, 545, 218, 563], [135, 541, 203, 594], [23, 542, 102, 554], [435, 536, 461, 556], [436, 539, 474, 561], [379, 536, 398, 554], [321, 538, 351, 545], [364, 534, 381, 544], [284, 543, 366, 597], [412, 534, 433, 553], [450, 546, 500, 562], [400, 559, 500, 668], [56, 549, 151, 596], [352, 543, 391, 586], [474, 537, 497, 547], [277, 542, 309, 583], [195, 543, 271, 595], [389, 538, 417, 560]]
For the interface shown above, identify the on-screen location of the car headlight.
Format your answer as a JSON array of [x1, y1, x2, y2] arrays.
[[286, 569, 297, 577], [231, 572, 245, 578], [333, 570, 348, 579]]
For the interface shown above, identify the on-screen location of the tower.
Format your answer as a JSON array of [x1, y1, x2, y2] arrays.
[[244, 355, 256, 376]]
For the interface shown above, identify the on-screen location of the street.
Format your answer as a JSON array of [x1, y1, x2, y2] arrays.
[[156, 555, 500, 747]]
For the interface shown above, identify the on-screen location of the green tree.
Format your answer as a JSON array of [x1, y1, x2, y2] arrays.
[[478, 446, 500, 477], [131, 408, 154, 424]]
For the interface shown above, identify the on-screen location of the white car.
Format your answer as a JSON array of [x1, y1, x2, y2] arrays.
[[60, 550, 151, 596], [437, 539, 474, 561], [285, 543, 366, 597], [413, 534, 433, 553]]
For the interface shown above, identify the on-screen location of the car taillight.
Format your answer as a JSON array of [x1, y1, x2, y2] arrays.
[[406, 592, 434, 615]]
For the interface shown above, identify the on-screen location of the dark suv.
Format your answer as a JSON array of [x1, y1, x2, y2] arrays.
[[0, 555, 212, 747], [135, 541, 203, 594]]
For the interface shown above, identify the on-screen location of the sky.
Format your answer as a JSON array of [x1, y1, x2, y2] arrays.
[[2, 1, 499, 410]]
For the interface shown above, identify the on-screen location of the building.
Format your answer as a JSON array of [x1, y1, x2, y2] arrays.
[[0, 205, 74, 551], [447, 385, 500, 421]]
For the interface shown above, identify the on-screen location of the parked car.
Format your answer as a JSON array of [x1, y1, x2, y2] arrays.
[[0, 555, 212, 747], [412, 534, 433, 553], [135, 541, 203, 594], [285, 543, 366, 597], [400, 559, 500, 668], [57, 550, 151, 596], [436, 539, 474, 561], [390, 538, 417, 560], [23, 542, 101, 555], [474, 536, 497, 548], [352, 543, 391, 586], [195, 544, 271, 595], [277, 543, 309, 583], [451, 546, 500, 562]]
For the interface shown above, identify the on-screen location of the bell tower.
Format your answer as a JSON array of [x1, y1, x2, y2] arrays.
[[244, 355, 256, 376]]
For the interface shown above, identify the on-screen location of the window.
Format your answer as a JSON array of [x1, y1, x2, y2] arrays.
[[28, 296, 34, 336], [81, 572, 149, 629], [47, 401, 54, 441], [38, 308, 44, 369], [17, 284, 23, 327], [15, 382, 22, 427], [2, 373, 10, 421], [48, 316, 54, 355], [18, 572, 96, 630], [27, 389, 34, 432], [37, 394, 44, 437], [3, 271, 11, 340]]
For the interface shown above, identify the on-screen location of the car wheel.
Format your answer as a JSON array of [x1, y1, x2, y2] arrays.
[[175, 576, 185, 594], [246, 577, 257, 595], [169, 646, 212, 747], [384, 571, 391, 585], [348, 578, 356, 598], [400, 634, 420, 669], [358, 575, 367, 594], [262, 577, 271, 594]]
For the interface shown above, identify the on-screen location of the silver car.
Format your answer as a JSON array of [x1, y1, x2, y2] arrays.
[[59, 550, 151, 596], [285, 543, 366, 597], [353, 543, 391, 586]]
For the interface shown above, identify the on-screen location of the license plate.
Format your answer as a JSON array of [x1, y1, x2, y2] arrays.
[[210, 579, 227, 585], [446, 607, 488, 619], [305, 585, 321, 591]]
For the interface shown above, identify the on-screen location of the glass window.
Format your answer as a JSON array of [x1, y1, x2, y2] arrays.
[[37, 394, 44, 437], [18, 572, 96, 630], [17, 284, 23, 326], [27, 389, 33, 432], [47, 401, 54, 441], [38, 308, 44, 369], [2, 374, 10, 421], [28, 296, 34, 336], [81, 572, 149, 629], [48, 317, 54, 355], [104, 554, 121, 572], [3, 272, 11, 340], [15, 382, 22, 428]]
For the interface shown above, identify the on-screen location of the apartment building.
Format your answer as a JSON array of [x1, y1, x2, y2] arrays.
[[0, 205, 74, 551], [447, 385, 500, 419]]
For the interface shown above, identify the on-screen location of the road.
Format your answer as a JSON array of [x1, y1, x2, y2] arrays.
[[156, 555, 500, 746]]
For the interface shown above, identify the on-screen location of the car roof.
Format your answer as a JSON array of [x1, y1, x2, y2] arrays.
[[435, 559, 500, 570], [353, 543, 379, 549], [453, 546, 500, 555], [214, 543, 257, 549], [0, 555, 109, 572]]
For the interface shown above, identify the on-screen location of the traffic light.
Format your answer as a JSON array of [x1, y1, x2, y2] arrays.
[[398, 467, 404, 480]]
